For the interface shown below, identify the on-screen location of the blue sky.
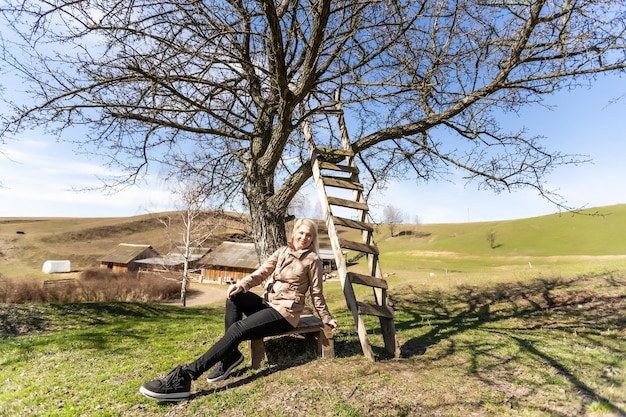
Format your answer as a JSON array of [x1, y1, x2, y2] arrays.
[[1, 74, 624, 224]]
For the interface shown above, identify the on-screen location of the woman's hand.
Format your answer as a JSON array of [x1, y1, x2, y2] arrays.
[[226, 283, 243, 299], [327, 318, 339, 331]]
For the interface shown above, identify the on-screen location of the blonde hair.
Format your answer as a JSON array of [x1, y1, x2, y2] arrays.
[[291, 218, 319, 253]]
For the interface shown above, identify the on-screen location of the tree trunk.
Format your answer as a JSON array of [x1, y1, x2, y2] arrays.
[[247, 199, 287, 262], [245, 171, 288, 261], [180, 247, 190, 307], [180, 208, 193, 307], [180, 272, 188, 307]]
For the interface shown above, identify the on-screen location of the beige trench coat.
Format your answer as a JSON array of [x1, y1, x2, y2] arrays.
[[237, 245, 333, 327]]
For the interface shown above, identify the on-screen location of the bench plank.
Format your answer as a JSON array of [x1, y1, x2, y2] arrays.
[[249, 315, 334, 369]]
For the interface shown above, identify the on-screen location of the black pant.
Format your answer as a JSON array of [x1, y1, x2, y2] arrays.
[[185, 291, 294, 379]]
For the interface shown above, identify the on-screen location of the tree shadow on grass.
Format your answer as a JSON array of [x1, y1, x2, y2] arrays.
[[387, 272, 626, 416], [151, 272, 626, 414], [0, 302, 220, 337], [391, 273, 625, 355]]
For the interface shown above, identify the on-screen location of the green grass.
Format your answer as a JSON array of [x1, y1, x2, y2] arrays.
[[1, 270, 624, 417], [1, 303, 225, 416], [1, 205, 625, 415], [383, 204, 626, 257]]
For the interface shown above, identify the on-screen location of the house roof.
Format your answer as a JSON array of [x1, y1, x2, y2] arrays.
[[199, 242, 337, 270], [317, 249, 336, 261], [99, 244, 155, 264], [200, 242, 259, 269], [135, 247, 211, 267]]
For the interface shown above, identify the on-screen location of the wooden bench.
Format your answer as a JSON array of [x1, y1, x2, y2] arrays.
[[248, 315, 335, 369]]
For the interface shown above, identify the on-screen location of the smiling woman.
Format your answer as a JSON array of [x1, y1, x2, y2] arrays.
[[139, 218, 339, 402]]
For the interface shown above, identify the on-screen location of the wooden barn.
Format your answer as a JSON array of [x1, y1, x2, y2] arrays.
[[135, 247, 211, 273], [199, 242, 259, 284], [199, 242, 339, 285], [99, 243, 159, 273]]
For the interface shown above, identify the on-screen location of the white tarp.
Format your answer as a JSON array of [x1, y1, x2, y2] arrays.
[[42, 260, 71, 274]]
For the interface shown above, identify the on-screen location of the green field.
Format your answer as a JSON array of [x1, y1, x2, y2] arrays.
[[1, 205, 625, 416]]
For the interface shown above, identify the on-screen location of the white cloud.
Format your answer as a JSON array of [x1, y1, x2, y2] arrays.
[[0, 138, 176, 217]]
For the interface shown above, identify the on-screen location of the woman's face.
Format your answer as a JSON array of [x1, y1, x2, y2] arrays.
[[292, 224, 314, 251]]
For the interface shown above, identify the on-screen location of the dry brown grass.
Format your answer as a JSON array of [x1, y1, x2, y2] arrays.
[[0, 268, 181, 304]]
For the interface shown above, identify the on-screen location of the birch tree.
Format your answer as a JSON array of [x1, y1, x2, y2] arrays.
[[161, 179, 221, 306]]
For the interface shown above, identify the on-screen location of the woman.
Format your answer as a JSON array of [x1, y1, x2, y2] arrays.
[[140, 218, 339, 401]]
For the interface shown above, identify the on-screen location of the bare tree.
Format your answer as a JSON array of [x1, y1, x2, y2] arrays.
[[383, 205, 405, 237], [0, 0, 624, 260], [160, 179, 222, 306], [286, 192, 307, 219], [487, 230, 498, 250]]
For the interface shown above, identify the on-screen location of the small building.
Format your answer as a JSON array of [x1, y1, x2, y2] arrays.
[[135, 247, 211, 273], [99, 243, 159, 273], [199, 242, 259, 284], [318, 249, 338, 274]]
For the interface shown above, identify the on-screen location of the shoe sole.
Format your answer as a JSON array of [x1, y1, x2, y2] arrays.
[[139, 386, 190, 401], [206, 354, 244, 383]]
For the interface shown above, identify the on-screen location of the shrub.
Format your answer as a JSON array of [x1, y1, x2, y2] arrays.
[[78, 268, 182, 302], [0, 278, 46, 303], [0, 269, 181, 304]]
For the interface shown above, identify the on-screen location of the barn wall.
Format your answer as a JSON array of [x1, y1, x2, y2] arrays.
[[201, 267, 253, 284], [100, 262, 129, 274]]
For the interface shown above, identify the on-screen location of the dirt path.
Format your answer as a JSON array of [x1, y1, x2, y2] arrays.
[[163, 282, 227, 306]]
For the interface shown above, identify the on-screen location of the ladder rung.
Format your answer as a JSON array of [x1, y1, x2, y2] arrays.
[[339, 239, 379, 255], [319, 161, 359, 174], [331, 216, 373, 232], [357, 302, 394, 319], [322, 176, 363, 191], [315, 147, 354, 157], [347, 272, 388, 289], [327, 196, 369, 211]]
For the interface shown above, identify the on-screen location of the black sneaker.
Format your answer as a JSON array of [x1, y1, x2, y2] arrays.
[[206, 350, 244, 383], [139, 366, 192, 401]]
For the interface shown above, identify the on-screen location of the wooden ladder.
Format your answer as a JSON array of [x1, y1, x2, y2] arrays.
[[304, 107, 400, 361]]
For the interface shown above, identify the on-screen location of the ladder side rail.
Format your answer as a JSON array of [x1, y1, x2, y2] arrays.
[[331, 103, 385, 301], [334, 99, 352, 153], [343, 151, 380, 279]]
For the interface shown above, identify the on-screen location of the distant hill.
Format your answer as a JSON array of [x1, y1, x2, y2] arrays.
[[0, 211, 250, 279], [389, 204, 626, 256], [1, 204, 624, 280]]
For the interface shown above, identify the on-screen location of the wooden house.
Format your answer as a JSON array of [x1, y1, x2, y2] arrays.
[[199, 242, 339, 285], [199, 242, 259, 284], [135, 247, 211, 273], [318, 249, 338, 274], [99, 243, 159, 273]]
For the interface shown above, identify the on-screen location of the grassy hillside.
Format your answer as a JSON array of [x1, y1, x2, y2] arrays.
[[1, 204, 625, 281], [376, 204, 626, 256], [349, 204, 626, 291], [1, 206, 625, 416], [0, 211, 250, 279], [1, 271, 624, 416]]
